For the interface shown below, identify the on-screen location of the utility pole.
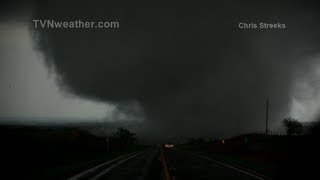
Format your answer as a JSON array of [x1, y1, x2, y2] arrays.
[[106, 137, 109, 152], [237, 118, 240, 135], [235, 118, 240, 135], [266, 98, 269, 135]]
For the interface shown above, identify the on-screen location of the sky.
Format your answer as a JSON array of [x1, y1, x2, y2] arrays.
[[0, 22, 116, 122], [289, 56, 320, 122], [1, 0, 320, 137]]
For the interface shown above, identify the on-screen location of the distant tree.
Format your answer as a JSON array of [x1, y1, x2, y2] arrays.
[[113, 128, 137, 145], [187, 137, 205, 144], [187, 138, 196, 144], [282, 118, 303, 136], [196, 137, 205, 144]]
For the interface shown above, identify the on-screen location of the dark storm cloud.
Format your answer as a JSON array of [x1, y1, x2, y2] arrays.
[[30, 0, 320, 137], [0, 1, 33, 22]]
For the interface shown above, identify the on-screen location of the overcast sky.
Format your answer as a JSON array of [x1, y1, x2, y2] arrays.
[[1, 1, 320, 137], [0, 22, 116, 122]]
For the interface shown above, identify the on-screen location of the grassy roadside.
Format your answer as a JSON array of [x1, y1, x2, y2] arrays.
[[178, 145, 273, 178], [0, 125, 148, 179], [193, 151, 271, 177], [176, 134, 295, 178]]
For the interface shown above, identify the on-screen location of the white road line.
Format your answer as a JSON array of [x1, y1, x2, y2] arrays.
[[90, 151, 145, 180], [196, 154, 266, 180], [68, 152, 138, 180]]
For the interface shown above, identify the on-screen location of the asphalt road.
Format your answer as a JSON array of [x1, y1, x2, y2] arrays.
[[97, 148, 162, 180], [68, 147, 162, 180], [69, 147, 265, 180], [163, 148, 264, 180]]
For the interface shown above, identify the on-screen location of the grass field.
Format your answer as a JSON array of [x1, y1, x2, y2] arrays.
[[0, 125, 146, 179], [177, 133, 302, 178]]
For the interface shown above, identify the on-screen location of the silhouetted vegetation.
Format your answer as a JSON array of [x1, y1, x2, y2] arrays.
[[113, 128, 137, 145], [0, 125, 143, 179], [178, 133, 308, 178], [177, 119, 320, 180], [282, 117, 303, 136]]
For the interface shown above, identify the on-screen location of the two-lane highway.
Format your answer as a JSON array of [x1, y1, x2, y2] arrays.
[[97, 149, 160, 180], [68, 147, 162, 180], [162, 148, 265, 180], [69, 147, 266, 180]]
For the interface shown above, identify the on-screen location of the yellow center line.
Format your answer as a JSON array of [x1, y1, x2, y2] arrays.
[[161, 150, 176, 180]]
